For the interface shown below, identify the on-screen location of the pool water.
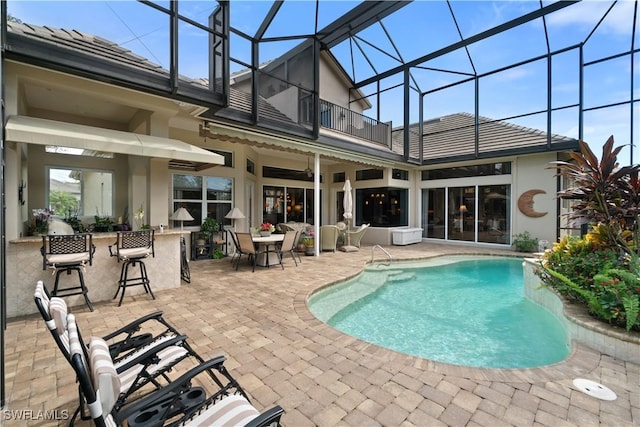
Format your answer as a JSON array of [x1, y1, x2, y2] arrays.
[[308, 256, 570, 368]]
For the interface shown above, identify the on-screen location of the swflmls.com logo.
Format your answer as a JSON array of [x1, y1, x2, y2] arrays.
[[2, 409, 69, 421]]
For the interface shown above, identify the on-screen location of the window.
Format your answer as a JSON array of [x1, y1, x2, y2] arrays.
[[263, 166, 322, 182], [333, 172, 345, 183], [47, 167, 113, 217], [421, 184, 511, 245], [356, 169, 384, 181], [421, 162, 512, 180], [392, 169, 409, 180], [172, 174, 233, 229], [356, 187, 408, 227], [263, 185, 318, 225], [246, 158, 255, 175], [46, 145, 113, 158], [210, 149, 233, 167]]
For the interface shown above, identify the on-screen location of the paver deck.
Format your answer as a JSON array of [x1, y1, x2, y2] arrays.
[[3, 243, 639, 426]]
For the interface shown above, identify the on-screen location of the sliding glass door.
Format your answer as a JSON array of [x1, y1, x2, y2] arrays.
[[422, 184, 510, 245]]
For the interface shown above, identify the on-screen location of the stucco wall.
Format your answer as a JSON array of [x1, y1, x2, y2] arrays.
[[513, 153, 558, 244]]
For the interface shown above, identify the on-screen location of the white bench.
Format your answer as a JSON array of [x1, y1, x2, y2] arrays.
[[392, 228, 423, 245]]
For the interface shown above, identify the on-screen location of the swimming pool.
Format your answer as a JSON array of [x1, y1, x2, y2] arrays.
[[308, 255, 570, 368]]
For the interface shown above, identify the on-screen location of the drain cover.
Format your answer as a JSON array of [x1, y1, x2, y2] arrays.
[[573, 378, 617, 400]]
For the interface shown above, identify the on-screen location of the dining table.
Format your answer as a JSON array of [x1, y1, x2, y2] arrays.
[[252, 234, 285, 267]]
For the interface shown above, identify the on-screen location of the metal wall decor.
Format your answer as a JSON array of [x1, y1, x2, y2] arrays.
[[517, 189, 547, 218]]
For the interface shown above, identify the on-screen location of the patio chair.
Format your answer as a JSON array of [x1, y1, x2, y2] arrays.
[[34, 280, 181, 360], [228, 230, 241, 266], [234, 232, 258, 272], [41, 233, 95, 311], [346, 223, 370, 248], [66, 314, 284, 427], [109, 230, 155, 306], [320, 225, 340, 252], [33, 282, 210, 416], [277, 230, 301, 266]]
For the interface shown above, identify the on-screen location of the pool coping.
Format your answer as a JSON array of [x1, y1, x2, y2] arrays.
[[522, 258, 640, 365], [295, 253, 637, 383]]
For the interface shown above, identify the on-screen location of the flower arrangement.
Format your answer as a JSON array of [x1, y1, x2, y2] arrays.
[[259, 222, 275, 233], [32, 208, 54, 235], [134, 204, 149, 230]]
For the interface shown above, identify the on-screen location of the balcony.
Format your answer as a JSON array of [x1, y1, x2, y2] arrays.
[[301, 98, 391, 148]]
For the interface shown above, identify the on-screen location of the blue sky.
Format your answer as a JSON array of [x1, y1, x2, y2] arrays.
[[7, 0, 639, 164]]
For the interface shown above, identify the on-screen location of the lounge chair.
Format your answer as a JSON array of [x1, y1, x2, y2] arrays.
[[346, 223, 369, 248], [320, 225, 340, 252], [34, 281, 206, 415], [66, 314, 284, 427]]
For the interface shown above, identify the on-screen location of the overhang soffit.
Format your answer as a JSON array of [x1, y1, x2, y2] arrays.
[[201, 123, 392, 168]]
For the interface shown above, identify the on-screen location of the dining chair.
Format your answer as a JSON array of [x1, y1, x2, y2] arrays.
[[41, 233, 95, 311], [234, 232, 258, 272], [228, 230, 241, 266], [277, 230, 301, 266], [109, 230, 155, 306]]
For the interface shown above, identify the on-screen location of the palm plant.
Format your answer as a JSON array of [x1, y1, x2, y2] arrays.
[[550, 136, 640, 254]]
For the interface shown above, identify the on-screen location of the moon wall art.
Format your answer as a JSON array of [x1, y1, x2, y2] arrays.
[[517, 189, 548, 218]]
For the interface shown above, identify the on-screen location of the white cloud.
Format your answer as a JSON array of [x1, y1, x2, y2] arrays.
[[546, 0, 635, 36]]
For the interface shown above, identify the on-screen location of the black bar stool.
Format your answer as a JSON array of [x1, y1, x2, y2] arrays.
[[41, 233, 95, 311], [109, 230, 155, 306]]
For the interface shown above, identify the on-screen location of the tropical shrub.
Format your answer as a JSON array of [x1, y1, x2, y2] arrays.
[[537, 137, 640, 331], [538, 239, 640, 331], [549, 136, 640, 254], [512, 231, 538, 252]]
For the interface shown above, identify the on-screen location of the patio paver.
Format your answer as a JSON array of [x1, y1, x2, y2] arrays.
[[3, 243, 639, 426]]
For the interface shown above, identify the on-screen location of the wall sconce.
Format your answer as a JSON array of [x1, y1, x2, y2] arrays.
[[18, 181, 25, 205]]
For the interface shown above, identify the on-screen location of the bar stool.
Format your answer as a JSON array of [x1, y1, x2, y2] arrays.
[[41, 233, 95, 311], [109, 230, 155, 306]]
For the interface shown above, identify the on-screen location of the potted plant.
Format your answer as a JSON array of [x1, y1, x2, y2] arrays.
[[94, 215, 114, 232], [512, 231, 538, 252], [200, 216, 220, 242], [301, 233, 315, 255], [258, 222, 275, 237]]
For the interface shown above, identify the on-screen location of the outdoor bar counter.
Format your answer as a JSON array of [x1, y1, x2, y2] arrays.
[[6, 230, 183, 318]]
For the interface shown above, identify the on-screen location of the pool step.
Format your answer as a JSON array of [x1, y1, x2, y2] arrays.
[[309, 271, 389, 321], [387, 272, 415, 283]]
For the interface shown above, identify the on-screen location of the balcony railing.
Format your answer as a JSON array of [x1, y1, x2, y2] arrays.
[[300, 97, 390, 148]]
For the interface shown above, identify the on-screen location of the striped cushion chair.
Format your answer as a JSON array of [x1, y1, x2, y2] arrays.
[[34, 281, 199, 412], [120, 358, 285, 427], [34, 281, 71, 357], [34, 280, 191, 362], [67, 314, 119, 427], [180, 394, 266, 426], [89, 337, 122, 418]]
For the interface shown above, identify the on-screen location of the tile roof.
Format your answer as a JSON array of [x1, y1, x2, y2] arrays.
[[391, 112, 577, 162], [7, 21, 296, 126], [8, 22, 577, 163]]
